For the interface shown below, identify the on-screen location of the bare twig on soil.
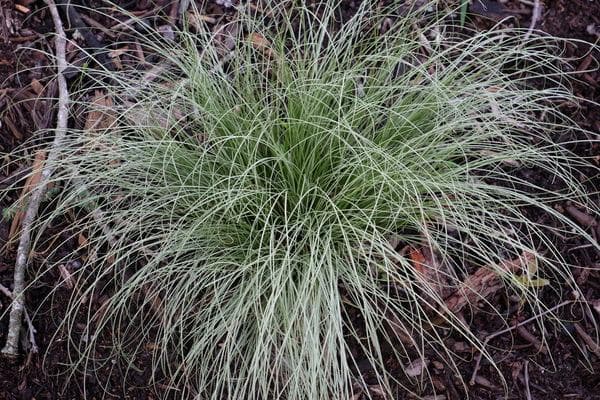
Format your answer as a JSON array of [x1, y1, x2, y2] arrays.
[[0, 282, 13, 299], [1, 0, 69, 357], [469, 299, 573, 385], [565, 205, 598, 228], [565, 204, 600, 246], [573, 322, 600, 356], [524, 0, 542, 40], [523, 360, 532, 400], [516, 325, 547, 354], [0, 283, 38, 353]]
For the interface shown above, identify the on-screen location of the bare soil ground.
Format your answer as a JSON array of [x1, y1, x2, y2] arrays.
[[0, 1, 599, 399]]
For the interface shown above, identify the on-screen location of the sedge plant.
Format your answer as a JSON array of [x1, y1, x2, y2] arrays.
[[3, 1, 599, 398]]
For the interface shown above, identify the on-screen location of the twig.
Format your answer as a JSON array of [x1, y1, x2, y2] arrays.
[[23, 309, 38, 353], [469, 299, 573, 385], [524, 0, 542, 40], [0, 283, 38, 353], [516, 325, 547, 354], [523, 360, 532, 400], [177, 0, 191, 22], [1, 0, 69, 357], [565, 205, 598, 229], [79, 13, 116, 39], [0, 283, 13, 299], [573, 322, 600, 356]]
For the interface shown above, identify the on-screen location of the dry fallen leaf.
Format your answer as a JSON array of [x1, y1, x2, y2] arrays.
[[186, 11, 217, 30], [109, 47, 130, 70], [248, 32, 273, 57], [444, 252, 534, 314], [78, 232, 89, 248], [407, 245, 450, 299], [30, 78, 44, 95], [145, 342, 161, 351], [85, 90, 116, 131], [14, 3, 30, 13]]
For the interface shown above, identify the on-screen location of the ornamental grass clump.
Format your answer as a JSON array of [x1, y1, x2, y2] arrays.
[[7, 1, 599, 398]]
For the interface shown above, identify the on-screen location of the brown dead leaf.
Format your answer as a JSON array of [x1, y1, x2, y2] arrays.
[[14, 3, 30, 13], [187, 11, 217, 30], [145, 342, 161, 351], [408, 246, 426, 274], [78, 232, 89, 248], [30, 78, 44, 95], [248, 32, 273, 56], [472, 375, 500, 391], [407, 245, 451, 299], [565, 205, 598, 228], [444, 252, 534, 314], [107, 253, 116, 265], [143, 283, 164, 315], [367, 385, 386, 396], [134, 41, 145, 65], [85, 90, 116, 131]]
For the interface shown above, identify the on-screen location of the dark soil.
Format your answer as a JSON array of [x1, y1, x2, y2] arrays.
[[1, 1, 599, 399]]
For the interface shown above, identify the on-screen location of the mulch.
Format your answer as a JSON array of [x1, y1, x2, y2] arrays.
[[1, 1, 599, 399]]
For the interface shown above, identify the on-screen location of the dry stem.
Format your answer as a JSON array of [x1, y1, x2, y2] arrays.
[[1, 0, 69, 356], [524, 0, 542, 40], [0, 283, 38, 353]]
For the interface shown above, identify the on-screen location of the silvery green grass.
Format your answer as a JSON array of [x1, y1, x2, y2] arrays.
[[4, 0, 600, 398]]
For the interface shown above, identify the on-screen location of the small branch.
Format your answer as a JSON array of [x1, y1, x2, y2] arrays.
[[573, 322, 600, 356], [1, 0, 69, 357], [524, 0, 542, 40], [565, 205, 598, 229], [469, 300, 572, 385], [23, 309, 39, 354], [516, 325, 547, 354], [0, 283, 38, 353], [523, 360, 532, 400], [0, 283, 13, 299]]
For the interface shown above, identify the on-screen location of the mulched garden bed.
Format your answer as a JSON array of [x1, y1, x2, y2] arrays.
[[1, 1, 598, 399]]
